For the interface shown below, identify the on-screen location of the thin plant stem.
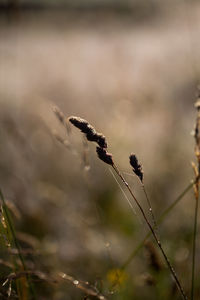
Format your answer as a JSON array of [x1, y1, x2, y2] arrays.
[[0, 188, 36, 299], [191, 99, 200, 300], [121, 180, 193, 269], [112, 164, 188, 300], [67, 114, 188, 300], [142, 183, 158, 232], [191, 189, 199, 300]]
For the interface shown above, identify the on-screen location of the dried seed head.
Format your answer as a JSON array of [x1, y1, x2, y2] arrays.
[[52, 129, 70, 149], [129, 153, 143, 182], [53, 106, 65, 124], [96, 147, 113, 165], [143, 274, 156, 286], [85, 126, 98, 142], [96, 133, 107, 148], [194, 99, 200, 111], [69, 116, 90, 133], [145, 241, 162, 272], [69, 116, 107, 148]]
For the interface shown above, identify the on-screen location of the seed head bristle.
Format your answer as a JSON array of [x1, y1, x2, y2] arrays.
[[129, 153, 143, 182], [96, 147, 113, 165], [69, 116, 107, 148]]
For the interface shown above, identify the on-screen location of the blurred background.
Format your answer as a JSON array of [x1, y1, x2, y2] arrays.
[[0, 0, 200, 299]]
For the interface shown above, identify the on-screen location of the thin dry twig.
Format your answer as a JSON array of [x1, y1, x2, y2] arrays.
[[3, 270, 57, 285], [58, 272, 107, 300], [129, 154, 158, 231]]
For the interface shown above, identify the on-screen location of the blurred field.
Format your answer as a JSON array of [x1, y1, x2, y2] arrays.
[[0, 2, 200, 299]]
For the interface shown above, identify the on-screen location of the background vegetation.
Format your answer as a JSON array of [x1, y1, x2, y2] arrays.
[[0, 0, 200, 299]]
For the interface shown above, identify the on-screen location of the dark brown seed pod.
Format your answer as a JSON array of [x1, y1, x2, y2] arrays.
[[96, 133, 107, 148], [69, 116, 107, 148], [96, 147, 113, 165], [129, 153, 143, 182], [69, 116, 90, 134]]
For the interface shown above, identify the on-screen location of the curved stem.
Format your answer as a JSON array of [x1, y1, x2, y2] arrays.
[[112, 164, 187, 300], [142, 183, 158, 232]]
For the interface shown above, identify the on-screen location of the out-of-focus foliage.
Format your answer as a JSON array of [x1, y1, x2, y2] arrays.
[[0, 1, 200, 299]]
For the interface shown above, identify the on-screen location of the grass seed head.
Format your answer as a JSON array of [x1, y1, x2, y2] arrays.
[[53, 106, 65, 124], [96, 147, 113, 165], [69, 116, 90, 133], [129, 153, 143, 182], [69, 116, 107, 148], [96, 133, 107, 148], [145, 241, 162, 272]]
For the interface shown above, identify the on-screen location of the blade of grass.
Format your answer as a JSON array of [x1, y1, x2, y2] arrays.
[[0, 188, 36, 299], [121, 180, 193, 270]]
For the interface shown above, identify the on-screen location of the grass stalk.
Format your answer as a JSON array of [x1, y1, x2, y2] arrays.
[[129, 154, 158, 230], [191, 99, 200, 299], [68, 115, 188, 300], [112, 164, 188, 300], [141, 183, 158, 231], [191, 190, 199, 300], [121, 180, 194, 269]]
